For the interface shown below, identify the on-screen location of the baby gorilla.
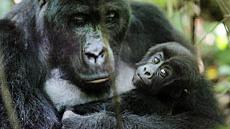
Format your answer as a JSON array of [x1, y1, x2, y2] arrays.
[[62, 42, 222, 129], [133, 51, 183, 96], [133, 48, 196, 99]]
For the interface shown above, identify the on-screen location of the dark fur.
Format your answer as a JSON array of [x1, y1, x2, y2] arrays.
[[0, 0, 222, 129], [0, 19, 60, 128], [63, 44, 223, 129]]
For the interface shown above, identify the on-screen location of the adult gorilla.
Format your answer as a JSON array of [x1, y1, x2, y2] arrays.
[[0, 0, 221, 129]]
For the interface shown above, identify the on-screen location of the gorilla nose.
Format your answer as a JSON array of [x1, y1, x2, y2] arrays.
[[135, 64, 156, 84], [83, 42, 106, 65]]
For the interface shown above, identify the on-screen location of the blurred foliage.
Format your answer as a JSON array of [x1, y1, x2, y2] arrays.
[[0, 0, 13, 18], [134, 0, 167, 7], [1, 0, 230, 127]]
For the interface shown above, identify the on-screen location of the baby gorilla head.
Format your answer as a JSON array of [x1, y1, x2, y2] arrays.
[[132, 51, 175, 95], [132, 42, 199, 97]]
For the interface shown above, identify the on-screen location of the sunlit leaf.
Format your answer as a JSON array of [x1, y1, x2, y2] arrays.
[[216, 36, 228, 50], [215, 24, 229, 50], [206, 66, 218, 80]]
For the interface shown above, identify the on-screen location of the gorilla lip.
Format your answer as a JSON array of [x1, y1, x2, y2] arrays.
[[87, 78, 110, 84]]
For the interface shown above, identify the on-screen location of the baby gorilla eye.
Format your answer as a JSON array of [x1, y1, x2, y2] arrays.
[[159, 68, 169, 78], [153, 57, 161, 64]]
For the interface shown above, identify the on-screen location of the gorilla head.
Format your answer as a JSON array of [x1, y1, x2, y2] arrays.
[[133, 51, 175, 95], [37, 0, 130, 93], [132, 44, 199, 96]]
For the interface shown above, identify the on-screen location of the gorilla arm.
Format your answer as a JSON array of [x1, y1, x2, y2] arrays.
[[62, 45, 222, 129], [0, 19, 60, 129], [62, 104, 221, 129]]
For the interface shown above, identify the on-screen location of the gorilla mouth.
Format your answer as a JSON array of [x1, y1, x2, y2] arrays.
[[78, 72, 112, 85], [86, 78, 110, 84], [132, 73, 144, 85]]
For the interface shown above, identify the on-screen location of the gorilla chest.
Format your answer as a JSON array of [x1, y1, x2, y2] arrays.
[[44, 62, 135, 111], [43, 69, 107, 111]]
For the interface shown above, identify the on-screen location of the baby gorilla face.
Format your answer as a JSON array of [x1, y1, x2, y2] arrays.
[[132, 51, 174, 95]]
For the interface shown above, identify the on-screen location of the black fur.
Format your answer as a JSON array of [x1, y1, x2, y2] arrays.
[[0, 0, 222, 129], [63, 43, 223, 129], [120, 3, 195, 64], [0, 19, 60, 128]]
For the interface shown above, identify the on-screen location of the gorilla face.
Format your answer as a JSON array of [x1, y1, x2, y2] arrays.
[[40, 0, 130, 92], [132, 43, 199, 96], [132, 51, 177, 95]]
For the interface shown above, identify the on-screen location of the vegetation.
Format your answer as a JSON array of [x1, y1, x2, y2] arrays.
[[0, 0, 229, 128]]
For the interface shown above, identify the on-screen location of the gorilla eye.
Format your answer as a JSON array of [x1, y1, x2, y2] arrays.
[[153, 57, 161, 64], [106, 11, 118, 23], [159, 68, 169, 78], [72, 14, 87, 26]]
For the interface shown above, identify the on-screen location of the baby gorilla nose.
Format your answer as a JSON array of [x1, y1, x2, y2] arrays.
[[138, 64, 155, 78], [83, 42, 106, 66], [134, 64, 157, 85]]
